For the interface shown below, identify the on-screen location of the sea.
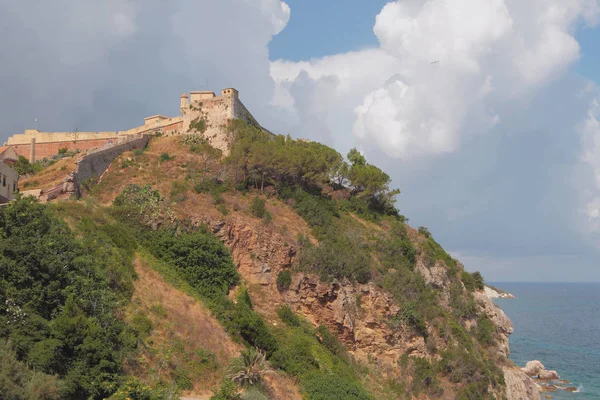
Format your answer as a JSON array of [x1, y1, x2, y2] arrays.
[[492, 282, 600, 400]]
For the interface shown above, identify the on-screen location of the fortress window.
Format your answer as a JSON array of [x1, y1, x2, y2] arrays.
[[13, 182, 16, 192], [2, 175, 5, 187]]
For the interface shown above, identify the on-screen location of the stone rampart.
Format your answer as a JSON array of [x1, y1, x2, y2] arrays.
[[5, 116, 182, 162], [74, 135, 149, 189]]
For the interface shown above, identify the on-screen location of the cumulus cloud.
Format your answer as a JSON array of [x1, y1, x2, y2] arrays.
[[270, 0, 600, 274], [580, 97, 600, 241], [0, 0, 289, 140], [272, 0, 600, 159]]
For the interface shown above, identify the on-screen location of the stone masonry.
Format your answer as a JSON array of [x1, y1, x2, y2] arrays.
[[4, 87, 264, 161]]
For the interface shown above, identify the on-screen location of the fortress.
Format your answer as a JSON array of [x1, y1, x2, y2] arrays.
[[4, 88, 263, 162]]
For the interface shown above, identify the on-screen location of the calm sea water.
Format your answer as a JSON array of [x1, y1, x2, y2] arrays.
[[492, 282, 600, 400]]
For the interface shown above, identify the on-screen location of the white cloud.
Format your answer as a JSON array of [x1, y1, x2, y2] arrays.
[[271, 0, 600, 159], [580, 98, 600, 239]]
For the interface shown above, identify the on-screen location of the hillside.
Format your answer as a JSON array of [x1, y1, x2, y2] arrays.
[[0, 122, 538, 399]]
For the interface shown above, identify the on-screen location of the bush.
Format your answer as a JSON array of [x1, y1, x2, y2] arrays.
[[316, 325, 346, 357], [393, 301, 428, 339], [160, 152, 174, 162], [476, 315, 495, 345], [250, 197, 265, 218], [276, 270, 292, 291], [418, 226, 431, 238], [411, 357, 440, 394], [472, 271, 485, 290], [276, 305, 300, 327], [462, 271, 476, 292], [297, 234, 371, 284], [302, 372, 371, 400]]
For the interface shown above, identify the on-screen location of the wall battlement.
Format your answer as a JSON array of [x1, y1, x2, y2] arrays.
[[4, 87, 262, 161]]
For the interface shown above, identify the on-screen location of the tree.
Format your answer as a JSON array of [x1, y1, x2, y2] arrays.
[[472, 271, 485, 290], [346, 148, 400, 214]]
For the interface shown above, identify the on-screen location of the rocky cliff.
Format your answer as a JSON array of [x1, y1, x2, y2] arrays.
[[190, 211, 540, 399]]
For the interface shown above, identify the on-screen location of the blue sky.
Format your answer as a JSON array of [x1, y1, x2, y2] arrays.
[[269, 0, 388, 61], [1, 0, 599, 282], [271, 1, 600, 85]]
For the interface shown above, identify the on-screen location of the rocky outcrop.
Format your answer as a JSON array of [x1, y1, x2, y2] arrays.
[[415, 260, 448, 290], [473, 290, 514, 357], [484, 285, 515, 299], [504, 367, 541, 400], [283, 274, 429, 374], [522, 360, 545, 377], [201, 216, 428, 378], [539, 370, 559, 381]]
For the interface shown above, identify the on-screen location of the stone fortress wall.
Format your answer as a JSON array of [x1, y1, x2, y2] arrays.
[[180, 88, 264, 155], [6, 116, 182, 162], [4, 87, 261, 161]]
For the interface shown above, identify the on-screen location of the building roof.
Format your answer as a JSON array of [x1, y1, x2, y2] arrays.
[[181, 93, 188, 98], [0, 146, 9, 155]]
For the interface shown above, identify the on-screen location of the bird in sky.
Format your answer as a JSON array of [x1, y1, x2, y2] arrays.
[[431, 61, 440, 64]]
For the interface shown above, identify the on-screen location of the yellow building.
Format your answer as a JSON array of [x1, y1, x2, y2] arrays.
[[0, 146, 19, 204]]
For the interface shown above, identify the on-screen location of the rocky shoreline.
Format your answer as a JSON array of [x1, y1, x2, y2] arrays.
[[484, 285, 516, 299], [521, 360, 580, 398]]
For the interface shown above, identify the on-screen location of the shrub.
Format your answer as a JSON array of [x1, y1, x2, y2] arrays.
[[302, 372, 371, 400], [276, 305, 300, 327], [276, 270, 292, 291], [250, 197, 265, 218], [58, 147, 68, 155], [316, 325, 346, 357], [297, 235, 371, 284], [418, 226, 431, 238], [462, 271, 476, 292], [476, 315, 495, 345], [170, 180, 188, 203], [392, 301, 428, 339], [160, 152, 174, 162], [217, 204, 229, 215], [472, 271, 485, 290], [411, 357, 440, 394], [133, 148, 144, 157], [262, 211, 272, 225]]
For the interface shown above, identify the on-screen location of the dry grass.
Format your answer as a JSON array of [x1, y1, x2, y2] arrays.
[[20, 156, 80, 190], [125, 256, 242, 397]]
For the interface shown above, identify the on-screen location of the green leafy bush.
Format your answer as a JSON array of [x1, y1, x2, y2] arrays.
[[159, 152, 174, 162], [302, 372, 371, 400], [250, 197, 266, 218], [276, 305, 300, 327], [276, 270, 292, 291]]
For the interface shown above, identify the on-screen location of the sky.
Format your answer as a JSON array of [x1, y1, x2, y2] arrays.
[[1, 0, 599, 282]]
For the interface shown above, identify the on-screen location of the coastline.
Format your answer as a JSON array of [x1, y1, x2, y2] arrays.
[[488, 284, 582, 399]]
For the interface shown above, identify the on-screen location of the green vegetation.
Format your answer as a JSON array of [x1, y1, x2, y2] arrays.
[[159, 152, 175, 162], [462, 270, 485, 292], [189, 117, 208, 134], [0, 198, 140, 399], [226, 348, 268, 388], [276, 270, 292, 291], [13, 155, 43, 176], [2, 117, 508, 399], [250, 196, 266, 218]]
